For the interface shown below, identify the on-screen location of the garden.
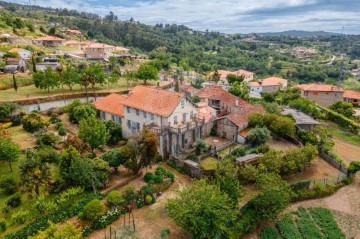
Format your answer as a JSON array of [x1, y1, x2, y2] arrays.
[[260, 206, 345, 239]]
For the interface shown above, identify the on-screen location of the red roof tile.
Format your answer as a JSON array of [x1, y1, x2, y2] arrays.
[[226, 105, 265, 127], [343, 90, 360, 100], [93, 93, 127, 117], [260, 77, 287, 86], [298, 84, 344, 92], [180, 84, 198, 93], [195, 85, 228, 99], [122, 85, 184, 117]]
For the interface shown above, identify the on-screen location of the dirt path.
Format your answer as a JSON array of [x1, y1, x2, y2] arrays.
[[87, 165, 191, 239], [333, 137, 360, 166]]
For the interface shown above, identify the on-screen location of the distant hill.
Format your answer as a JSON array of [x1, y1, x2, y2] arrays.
[[256, 30, 345, 38]]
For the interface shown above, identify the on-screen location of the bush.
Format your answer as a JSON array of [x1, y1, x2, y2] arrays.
[[144, 195, 153, 205], [160, 227, 170, 238], [22, 112, 49, 133], [55, 122, 63, 130], [348, 161, 360, 175], [82, 226, 92, 237], [36, 132, 59, 146], [106, 190, 124, 207], [92, 208, 122, 229], [2, 206, 11, 214], [58, 126, 67, 136], [37, 146, 59, 163], [0, 176, 18, 195], [0, 219, 6, 232], [144, 172, 155, 183], [136, 199, 145, 208], [153, 175, 164, 184], [6, 192, 21, 208], [257, 144, 270, 154], [247, 127, 272, 146], [156, 154, 163, 162], [260, 227, 280, 239], [140, 185, 155, 196], [155, 166, 167, 176], [232, 146, 246, 157], [11, 210, 29, 225], [48, 177, 65, 194], [82, 199, 106, 221], [105, 120, 122, 145]]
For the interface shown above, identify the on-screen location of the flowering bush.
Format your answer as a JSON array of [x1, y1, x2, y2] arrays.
[[92, 208, 122, 229]]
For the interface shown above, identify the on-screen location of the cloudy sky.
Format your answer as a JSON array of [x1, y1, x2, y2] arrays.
[[7, 0, 360, 34]]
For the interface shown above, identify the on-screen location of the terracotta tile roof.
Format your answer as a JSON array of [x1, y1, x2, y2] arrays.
[[195, 85, 228, 99], [233, 69, 255, 77], [239, 128, 251, 137], [6, 58, 20, 62], [65, 29, 82, 35], [226, 105, 265, 127], [298, 84, 344, 92], [122, 85, 184, 117], [197, 105, 216, 123], [249, 82, 261, 87], [114, 46, 130, 52], [86, 43, 115, 49], [37, 36, 65, 41], [93, 93, 127, 117], [180, 84, 198, 93], [260, 77, 287, 86], [343, 90, 360, 100]]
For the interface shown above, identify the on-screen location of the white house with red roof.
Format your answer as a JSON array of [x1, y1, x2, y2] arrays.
[[209, 69, 255, 84], [249, 77, 288, 94]]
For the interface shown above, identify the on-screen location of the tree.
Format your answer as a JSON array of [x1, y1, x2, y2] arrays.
[[12, 74, 17, 92], [125, 128, 159, 174], [0, 138, 20, 172], [0, 102, 19, 120], [247, 127, 272, 146], [249, 173, 292, 221], [329, 101, 355, 118], [215, 159, 243, 204], [167, 180, 237, 239], [123, 69, 136, 89], [29, 222, 82, 239], [19, 149, 53, 198], [59, 146, 82, 182], [212, 69, 220, 84], [31, 55, 37, 73], [72, 104, 97, 123], [62, 64, 79, 91], [105, 120, 122, 145], [226, 74, 244, 85], [174, 79, 179, 92], [136, 63, 158, 85], [33, 67, 59, 93], [78, 116, 109, 153]]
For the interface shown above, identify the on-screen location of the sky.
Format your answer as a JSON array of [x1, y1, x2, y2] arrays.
[[6, 0, 360, 34]]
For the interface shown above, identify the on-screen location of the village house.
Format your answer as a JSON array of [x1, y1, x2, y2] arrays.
[[281, 106, 321, 131], [343, 90, 360, 106], [249, 76, 288, 94], [36, 57, 60, 72], [93, 86, 206, 157], [209, 69, 255, 84], [180, 84, 199, 97], [64, 40, 92, 50], [64, 29, 83, 36], [34, 36, 66, 47], [84, 43, 115, 60], [8, 48, 32, 59], [5, 58, 27, 73], [298, 84, 344, 107]]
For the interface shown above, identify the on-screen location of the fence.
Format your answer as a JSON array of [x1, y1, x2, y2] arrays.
[[290, 172, 347, 190], [320, 151, 348, 175]]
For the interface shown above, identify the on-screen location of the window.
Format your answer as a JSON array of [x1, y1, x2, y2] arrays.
[[143, 111, 147, 118], [111, 115, 115, 121], [181, 99, 185, 108], [313, 91, 318, 95], [174, 116, 178, 124], [136, 123, 140, 131], [100, 111, 105, 119], [190, 111, 193, 118], [136, 109, 139, 116], [182, 113, 186, 122], [127, 106, 130, 113], [150, 113, 154, 120]]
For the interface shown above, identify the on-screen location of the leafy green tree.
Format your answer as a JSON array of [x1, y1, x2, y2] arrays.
[[329, 101, 355, 118], [101, 149, 126, 171], [123, 69, 136, 89], [0, 138, 20, 172], [0, 102, 20, 120], [72, 104, 97, 123], [59, 146, 82, 182], [167, 180, 237, 238], [247, 127, 272, 146], [19, 149, 53, 198], [78, 116, 109, 153], [215, 159, 243, 204], [136, 63, 158, 85], [33, 67, 59, 92], [174, 79, 179, 92], [105, 120, 122, 145], [226, 74, 244, 85], [62, 64, 80, 91]]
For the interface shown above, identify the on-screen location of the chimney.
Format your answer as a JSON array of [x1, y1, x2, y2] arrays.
[[235, 98, 239, 107]]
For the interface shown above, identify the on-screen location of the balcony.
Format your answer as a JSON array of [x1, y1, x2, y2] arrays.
[[168, 118, 204, 135]]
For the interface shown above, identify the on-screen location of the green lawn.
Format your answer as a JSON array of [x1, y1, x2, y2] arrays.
[[200, 157, 218, 170], [343, 77, 360, 92], [0, 78, 168, 101], [321, 120, 360, 147]]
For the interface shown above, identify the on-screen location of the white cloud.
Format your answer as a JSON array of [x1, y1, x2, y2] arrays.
[[6, 0, 360, 33]]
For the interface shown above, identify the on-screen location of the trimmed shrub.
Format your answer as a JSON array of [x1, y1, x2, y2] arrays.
[[144, 172, 155, 183], [82, 199, 106, 221], [145, 195, 153, 205], [106, 190, 124, 207], [6, 192, 21, 208], [153, 175, 164, 184], [22, 112, 49, 133], [160, 227, 170, 238], [36, 132, 59, 146], [0, 176, 18, 195], [58, 126, 67, 136]]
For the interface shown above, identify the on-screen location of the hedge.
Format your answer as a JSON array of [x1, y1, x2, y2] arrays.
[[319, 106, 360, 134], [4, 193, 103, 239]]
